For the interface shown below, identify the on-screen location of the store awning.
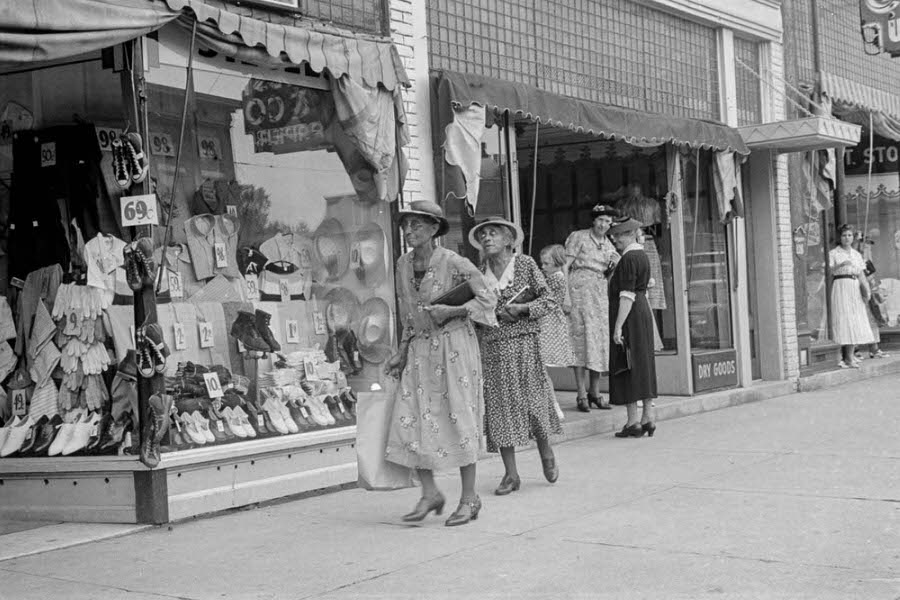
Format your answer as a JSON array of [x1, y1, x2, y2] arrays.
[[0, 0, 409, 90], [738, 116, 861, 152], [820, 71, 900, 141], [432, 69, 749, 155]]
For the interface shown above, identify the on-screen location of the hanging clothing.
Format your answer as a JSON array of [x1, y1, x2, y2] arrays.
[[184, 214, 242, 280], [480, 254, 561, 452], [828, 247, 876, 345], [608, 243, 657, 405], [83, 233, 129, 302], [154, 243, 203, 301], [385, 247, 497, 471], [564, 229, 618, 372], [14, 264, 62, 358]]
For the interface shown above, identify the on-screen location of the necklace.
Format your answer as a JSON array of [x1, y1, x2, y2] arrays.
[[589, 230, 606, 249]]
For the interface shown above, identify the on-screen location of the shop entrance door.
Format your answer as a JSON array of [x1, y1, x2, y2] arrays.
[[742, 163, 762, 379]]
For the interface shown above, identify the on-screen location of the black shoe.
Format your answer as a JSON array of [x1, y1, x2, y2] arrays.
[[231, 311, 272, 352], [576, 396, 590, 413], [588, 394, 612, 410], [445, 496, 481, 527], [614, 423, 645, 438], [401, 493, 446, 522], [31, 414, 63, 456], [255, 309, 281, 352], [541, 457, 558, 483], [494, 473, 521, 496], [642, 421, 656, 437]]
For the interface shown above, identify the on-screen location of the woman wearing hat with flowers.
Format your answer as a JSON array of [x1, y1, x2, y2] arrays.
[[607, 217, 658, 438], [564, 204, 620, 412], [384, 201, 498, 527], [471, 217, 562, 495]]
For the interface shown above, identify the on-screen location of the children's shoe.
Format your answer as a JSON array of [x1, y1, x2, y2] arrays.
[[133, 237, 158, 287], [124, 132, 149, 183], [111, 138, 131, 189], [123, 244, 143, 291]]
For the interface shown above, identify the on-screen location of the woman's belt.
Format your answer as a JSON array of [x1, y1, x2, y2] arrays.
[[570, 267, 604, 276], [833, 274, 856, 280]]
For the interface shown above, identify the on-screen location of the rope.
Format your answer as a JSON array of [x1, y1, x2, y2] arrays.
[[863, 111, 875, 241], [527, 123, 540, 255], [735, 56, 823, 118], [688, 148, 701, 285]]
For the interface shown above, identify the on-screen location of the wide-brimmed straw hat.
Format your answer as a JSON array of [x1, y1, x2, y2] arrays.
[[356, 297, 393, 364], [321, 287, 361, 332], [314, 218, 350, 282], [608, 217, 644, 235], [352, 222, 387, 286], [468, 216, 524, 252], [397, 201, 449, 238]]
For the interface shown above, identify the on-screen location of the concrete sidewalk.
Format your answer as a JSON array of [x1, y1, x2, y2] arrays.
[[0, 371, 898, 599]]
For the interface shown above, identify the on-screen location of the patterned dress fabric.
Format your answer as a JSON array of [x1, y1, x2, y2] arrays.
[[480, 254, 562, 452], [564, 229, 619, 372], [608, 245, 658, 405], [385, 247, 497, 471], [829, 247, 875, 345], [643, 236, 667, 310], [539, 270, 576, 367]]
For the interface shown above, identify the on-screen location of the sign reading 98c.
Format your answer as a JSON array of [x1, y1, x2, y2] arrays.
[[860, 0, 900, 56]]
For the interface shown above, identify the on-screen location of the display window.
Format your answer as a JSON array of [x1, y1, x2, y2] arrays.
[[517, 128, 678, 352]]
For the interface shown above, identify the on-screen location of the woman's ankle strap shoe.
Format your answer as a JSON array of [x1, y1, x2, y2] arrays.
[[401, 493, 446, 522], [445, 496, 481, 527], [576, 396, 590, 413], [588, 395, 612, 410]]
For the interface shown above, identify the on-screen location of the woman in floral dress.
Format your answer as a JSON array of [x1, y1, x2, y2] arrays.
[[564, 205, 620, 412], [470, 217, 562, 496], [385, 201, 497, 527]]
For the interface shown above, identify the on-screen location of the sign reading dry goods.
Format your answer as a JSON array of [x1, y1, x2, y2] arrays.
[[691, 349, 738, 393], [242, 79, 334, 155]]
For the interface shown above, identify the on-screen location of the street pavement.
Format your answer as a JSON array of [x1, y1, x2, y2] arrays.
[[0, 374, 898, 600]]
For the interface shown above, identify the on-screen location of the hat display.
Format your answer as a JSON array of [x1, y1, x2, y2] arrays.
[[314, 218, 350, 282], [591, 204, 620, 218], [352, 222, 387, 287], [397, 201, 450, 238], [321, 287, 361, 332], [468, 216, 524, 252], [356, 297, 393, 364], [608, 218, 644, 235]]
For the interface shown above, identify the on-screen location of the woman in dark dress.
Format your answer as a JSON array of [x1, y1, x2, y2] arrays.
[[607, 218, 658, 438]]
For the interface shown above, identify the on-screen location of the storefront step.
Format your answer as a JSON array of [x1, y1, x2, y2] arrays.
[[797, 353, 900, 393]]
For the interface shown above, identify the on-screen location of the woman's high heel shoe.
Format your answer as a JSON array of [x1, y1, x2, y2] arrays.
[[642, 421, 656, 437], [445, 495, 481, 527], [401, 493, 446, 522], [588, 394, 611, 410], [494, 473, 521, 496], [576, 396, 590, 413], [614, 423, 644, 438]]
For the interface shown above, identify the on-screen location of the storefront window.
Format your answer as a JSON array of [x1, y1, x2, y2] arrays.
[[683, 151, 733, 350], [136, 24, 396, 448], [517, 127, 677, 352]]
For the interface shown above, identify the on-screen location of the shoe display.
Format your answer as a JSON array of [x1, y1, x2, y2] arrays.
[[16, 415, 47, 456], [62, 412, 101, 455], [221, 406, 249, 438], [241, 401, 268, 435], [138, 323, 169, 374], [122, 132, 149, 183], [180, 413, 208, 445], [231, 406, 257, 438], [32, 415, 63, 456], [1, 415, 35, 457], [0, 416, 22, 454], [111, 138, 131, 188], [123, 244, 143, 291], [99, 414, 130, 452], [339, 389, 357, 417], [255, 309, 281, 352], [322, 395, 347, 423], [190, 411, 216, 443], [286, 401, 312, 431], [133, 237, 158, 288], [275, 401, 299, 434], [262, 398, 290, 435], [230, 311, 272, 353]]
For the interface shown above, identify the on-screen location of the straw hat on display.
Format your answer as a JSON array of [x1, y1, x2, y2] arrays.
[[356, 297, 393, 364], [397, 200, 450, 238], [314, 218, 350, 282], [322, 287, 361, 332], [352, 222, 387, 286], [468, 216, 524, 252]]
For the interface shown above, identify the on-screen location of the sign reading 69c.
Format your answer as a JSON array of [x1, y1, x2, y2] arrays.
[[120, 193, 159, 227]]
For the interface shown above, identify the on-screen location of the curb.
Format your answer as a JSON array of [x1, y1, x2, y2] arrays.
[[797, 356, 900, 392]]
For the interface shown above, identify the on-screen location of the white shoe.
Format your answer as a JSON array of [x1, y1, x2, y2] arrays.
[[222, 407, 249, 438], [276, 401, 299, 433], [232, 406, 257, 438], [49, 423, 77, 456], [191, 411, 216, 443], [0, 416, 33, 457], [309, 396, 335, 426], [0, 416, 22, 453], [262, 398, 289, 435], [180, 413, 208, 444], [62, 413, 100, 456]]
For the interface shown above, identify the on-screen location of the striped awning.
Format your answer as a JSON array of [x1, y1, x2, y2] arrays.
[[820, 71, 900, 120]]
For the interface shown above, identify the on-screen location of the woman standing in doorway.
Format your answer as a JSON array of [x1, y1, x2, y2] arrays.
[[384, 201, 497, 526], [829, 224, 875, 368], [472, 217, 562, 495], [607, 218, 658, 437], [564, 205, 620, 412]]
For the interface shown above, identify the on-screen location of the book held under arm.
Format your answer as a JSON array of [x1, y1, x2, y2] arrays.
[[431, 281, 475, 307]]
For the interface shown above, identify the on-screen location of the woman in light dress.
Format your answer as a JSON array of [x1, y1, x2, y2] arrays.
[[829, 224, 875, 369]]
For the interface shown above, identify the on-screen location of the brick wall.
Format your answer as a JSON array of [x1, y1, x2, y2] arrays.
[[769, 40, 801, 379], [389, 0, 424, 206]]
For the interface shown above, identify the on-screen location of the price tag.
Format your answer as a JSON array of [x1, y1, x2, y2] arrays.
[[245, 275, 260, 300], [226, 205, 238, 217], [279, 279, 290, 302], [167, 271, 184, 299], [336, 372, 348, 388], [298, 248, 312, 269], [198, 135, 220, 161], [40, 142, 56, 167], [149, 131, 176, 157], [203, 372, 224, 398], [313, 311, 326, 335], [214, 242, 228, 268], [173, 323, 187, 350], [285, 320, 300, 343], [215, 419, 225, 433], [63, 312, 80, 336], [303, 359, 316, 380], [89, 420, 100, 437], [120, 193, 159, 227], [198, 321, 215, 348], [299, 405, 311, 419], [11, 389, 28, 416], [95, 127, 124, 152]]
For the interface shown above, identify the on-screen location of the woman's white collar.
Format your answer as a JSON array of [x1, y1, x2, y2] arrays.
[[621, 242, 643, 255]]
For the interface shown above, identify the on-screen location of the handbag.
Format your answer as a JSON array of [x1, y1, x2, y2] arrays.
[[356, 382, 416, 491], [610, 342, 632, 376], [431, 281, 475, 307]]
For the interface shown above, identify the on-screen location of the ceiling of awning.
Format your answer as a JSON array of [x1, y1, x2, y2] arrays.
[[432, 69, 749, 155]]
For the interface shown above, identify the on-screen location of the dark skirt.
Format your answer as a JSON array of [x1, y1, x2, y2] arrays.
[[609, 293, 657, 405]]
